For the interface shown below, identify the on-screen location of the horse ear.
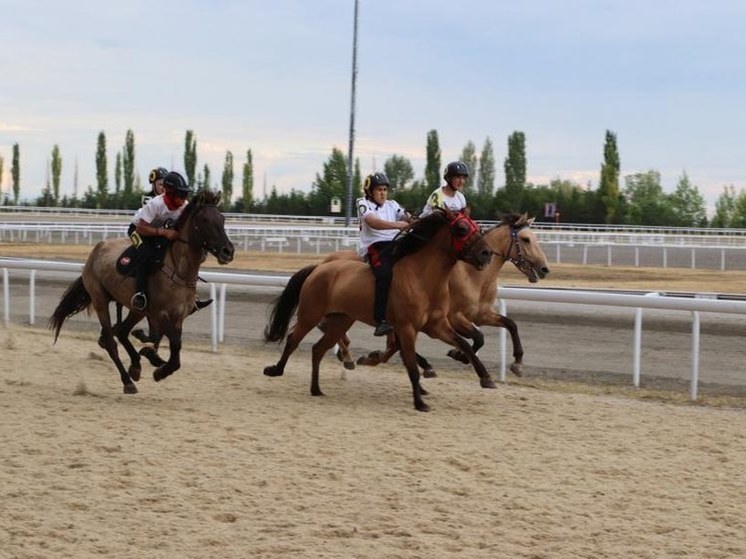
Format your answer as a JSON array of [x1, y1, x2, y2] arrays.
[[215, 190, 222, 205], [517, 212, 528, 225], [526, 216, 536, 226], [196, 190, 207, 205]]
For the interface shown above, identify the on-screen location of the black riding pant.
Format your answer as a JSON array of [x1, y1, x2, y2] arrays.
[[367, 241, 395, 324], [127, 224, 166, 296]]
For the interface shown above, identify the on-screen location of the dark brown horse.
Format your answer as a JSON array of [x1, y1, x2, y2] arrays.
[[49, 190, 234, 393], [263, 208, 495, 412], [341, 213, 550, 376]]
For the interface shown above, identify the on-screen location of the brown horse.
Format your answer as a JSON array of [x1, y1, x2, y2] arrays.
[[263, 208, 495, 412], [331, 213, 550, 376], [49, 190, 234, 393]]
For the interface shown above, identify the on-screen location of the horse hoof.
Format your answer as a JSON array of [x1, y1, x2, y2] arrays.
[[123, 383, 138, 394], [510, 363, 524, 377], [415, 401, 430, 412], [153, 367, 170, 382], [129, 366, 141, 382], [422, 368, 437, 378], [480, 377, 497, 389], [311, 389, 325, 397], [263, 365, 284, 377], [343, 361, 355, 370]]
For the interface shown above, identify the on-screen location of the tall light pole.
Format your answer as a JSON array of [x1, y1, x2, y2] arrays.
[[344, 0, 359, 227]]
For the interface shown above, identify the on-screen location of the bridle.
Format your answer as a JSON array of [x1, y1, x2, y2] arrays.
[[492, 222, 531, 270], [448, 213, 482, 257]]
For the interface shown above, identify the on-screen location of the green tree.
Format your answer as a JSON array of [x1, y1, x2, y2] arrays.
[[477, 137, 496, 196], [598, 130, 621, 223], [114, 152, 122, 195], [383, 154, 414, 191], [201, 164, 211, 189], [311, 147, 348, 214], [424, 129, 441, 191], [123, 129, 135, 196], [711, 185, 737, 228], [623, 170, 675, 225], [95, 131, 108, 207], [459, 141, 478, 193], [184, 130, 197, 186], [12, 143, 20, 204], [221, 150, 234, 205], [732, 189, 746, 227], [669, 172, 707, 227], [504, 131, 526, 210], [0, 155, 4, 203], [241, 149, 254, 212], [51, 144, 62, 205]]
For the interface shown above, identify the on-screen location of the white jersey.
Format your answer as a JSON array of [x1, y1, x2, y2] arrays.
[[130, 194, 187, 228], [357, 197, 408, 258], [420, 186, 467, 217]]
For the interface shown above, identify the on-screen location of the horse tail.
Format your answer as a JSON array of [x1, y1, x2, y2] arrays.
[[49, 276, 91, 342], [264, 265, 317, 342]]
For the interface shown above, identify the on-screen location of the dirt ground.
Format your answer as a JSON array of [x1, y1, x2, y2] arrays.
[[2, 241, 746, 557], [1, 326, 745, 559]]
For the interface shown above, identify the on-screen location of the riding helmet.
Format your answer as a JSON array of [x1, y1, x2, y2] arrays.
[[163, 171, 193, 197], [444, 161, 470, 180], [363, 172, 390, 199], [148, 167, 168, 184]]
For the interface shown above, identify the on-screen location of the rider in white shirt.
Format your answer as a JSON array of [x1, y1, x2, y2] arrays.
[[357, 173, 412, 336], [420, 161, 470, 217]]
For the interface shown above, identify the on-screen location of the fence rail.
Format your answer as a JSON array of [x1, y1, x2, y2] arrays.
[[3, 257, 745, 400]]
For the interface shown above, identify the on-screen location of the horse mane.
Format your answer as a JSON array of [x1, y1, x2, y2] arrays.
[[176, 189, 222, 229], [390, 211, 448, 263], [497, 213, 529, 227]]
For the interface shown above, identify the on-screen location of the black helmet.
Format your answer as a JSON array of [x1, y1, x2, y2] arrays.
[[444, 161, 470, 180], [148, 167, 168, 184], [163, 171, 192, 197], [363, 172, 390, 199]]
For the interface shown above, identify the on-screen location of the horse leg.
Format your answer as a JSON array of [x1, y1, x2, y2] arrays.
[[310, 315, 355, 397], [138, 318, 167, 368], [424, 320, 496, 389], [416, 352, 437, 379], [446, 313, 483, 364], [396, 327, 429, 412], [152, 323, 183, 382], [264, 322, 314, 378], [114, 311, 146, 382], [92, 301, 137, 394], [356, 332, 399, 366], [335, 333, 355, 371], [492, 313, 524, 377]]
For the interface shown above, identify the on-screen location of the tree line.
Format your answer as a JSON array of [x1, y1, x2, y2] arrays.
[[2, 128, 745, 226]]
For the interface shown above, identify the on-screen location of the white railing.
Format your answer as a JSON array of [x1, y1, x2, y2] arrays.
[[3, 257, 746, 400]]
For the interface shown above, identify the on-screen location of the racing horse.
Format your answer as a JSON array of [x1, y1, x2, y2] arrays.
[[342, 213, 550, 376], [49, 189, 234, 393], [263, 208, 495, 412]]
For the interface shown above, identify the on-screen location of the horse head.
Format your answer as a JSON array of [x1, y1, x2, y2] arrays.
[[490, 213, 550, 283], [442, 207, 493, 270], [177, 190, 235, 265]]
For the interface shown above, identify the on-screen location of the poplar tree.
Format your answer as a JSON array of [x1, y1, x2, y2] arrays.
[[51, 144, 62, 205], [459, 141, 478, 192], [504, 131, 526, 209], [12, 143, 20, 204], [202, 164, 211, 189], [95, 131, 108, 206], [184, 130, 197, 186], [477, 137, 495, 196], [242, 149, 254, 212], [598, 129, 621, 223], [114, 152, 122, 194], [221, 151, 234, 205], [424, 129, 441, 191], [123, 129, 135, 196]]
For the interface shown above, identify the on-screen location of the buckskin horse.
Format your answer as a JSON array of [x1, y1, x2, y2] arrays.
[[49, 190, 234, 393], [263, 208, 495, 412], [335, 213, 550, 377]]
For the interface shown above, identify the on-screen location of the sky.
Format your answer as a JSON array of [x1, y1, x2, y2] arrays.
[[1, 0, 745, 213]]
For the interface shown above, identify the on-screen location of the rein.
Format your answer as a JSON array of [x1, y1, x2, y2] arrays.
[[161, 202, 219, 288]]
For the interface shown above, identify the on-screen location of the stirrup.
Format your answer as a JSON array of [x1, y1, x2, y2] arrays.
[[131, 292, 147, 311]]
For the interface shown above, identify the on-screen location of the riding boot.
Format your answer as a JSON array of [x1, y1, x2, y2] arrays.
[[131, 266, 148, 311]]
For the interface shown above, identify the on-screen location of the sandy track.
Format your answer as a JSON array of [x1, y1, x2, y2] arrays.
[[2, 326, 745, 558]]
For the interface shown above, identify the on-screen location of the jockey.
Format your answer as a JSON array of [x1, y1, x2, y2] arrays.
[[420, 161, 469, 217], [357, 172, 413, 336], [141, 166, 168, 205], [129, 171, 192, 311]]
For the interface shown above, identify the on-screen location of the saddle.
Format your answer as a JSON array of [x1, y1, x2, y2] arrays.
[[116, 238, 168, 278], [116, 245, 139, 277]]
